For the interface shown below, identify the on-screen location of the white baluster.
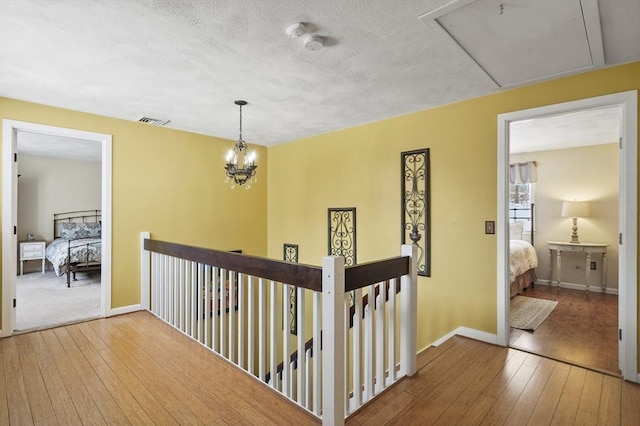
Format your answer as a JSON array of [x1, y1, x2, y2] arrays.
[[248, 275, 255, 376], [312, 291, 322, 415], [353, 288, 362, 407], [258, 278, 266, 381], [388, 278, 397, 383], [269, 280, 277, 389], [296, 286, 305, 404], [375, 283, 385, 393], [282, 283, 290, 398], [238, 273, 245, 369]]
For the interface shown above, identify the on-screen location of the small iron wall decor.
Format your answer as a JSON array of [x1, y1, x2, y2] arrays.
[[401, 148, 430, 276], [328, 207, 357, 266], [283, 243, 299, 335]]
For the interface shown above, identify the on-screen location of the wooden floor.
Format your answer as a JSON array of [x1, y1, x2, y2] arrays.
[[347, 336, 640, 425], [510, 285, 618, 375], [0, 311, 319, 425], [1, 312, 638, 425]]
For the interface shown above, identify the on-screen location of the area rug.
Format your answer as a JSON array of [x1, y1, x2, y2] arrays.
[[510, 296, 558, 331], [15, 270, 101, 332]]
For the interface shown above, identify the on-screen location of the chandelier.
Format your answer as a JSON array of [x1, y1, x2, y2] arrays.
[[225, 100, 257, 188]]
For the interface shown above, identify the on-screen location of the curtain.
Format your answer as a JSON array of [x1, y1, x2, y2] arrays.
[[510, 161, 537, 184]]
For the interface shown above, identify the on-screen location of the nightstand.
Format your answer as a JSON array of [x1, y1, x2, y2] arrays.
[[19, 240, 46, 275], [547, 241, 609, 293]]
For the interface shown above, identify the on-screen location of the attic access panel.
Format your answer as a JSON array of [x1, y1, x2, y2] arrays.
[[419, 0, 604, 87]]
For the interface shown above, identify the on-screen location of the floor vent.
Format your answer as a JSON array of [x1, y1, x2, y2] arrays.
[[138, 117, 171, 126]]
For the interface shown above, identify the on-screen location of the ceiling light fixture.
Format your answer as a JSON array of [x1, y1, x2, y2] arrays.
[[225, 100, 257, 189]]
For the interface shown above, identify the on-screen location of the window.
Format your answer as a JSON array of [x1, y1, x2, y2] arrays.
[[509, 183, 535, 232]]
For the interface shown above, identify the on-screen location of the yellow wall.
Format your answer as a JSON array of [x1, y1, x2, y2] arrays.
[[1, 62, 638, 366], [0, 98, 268, 322], [267, 62, 640, 353]]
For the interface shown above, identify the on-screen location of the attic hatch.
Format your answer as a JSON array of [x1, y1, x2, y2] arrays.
[[418, 0, 605, 88], [138, 117, 171, 126]]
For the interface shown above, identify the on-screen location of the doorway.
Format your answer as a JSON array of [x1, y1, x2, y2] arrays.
[[496, 91, 638, 382], [2, 120, 112, 336]]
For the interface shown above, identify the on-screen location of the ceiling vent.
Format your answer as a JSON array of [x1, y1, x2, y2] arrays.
[[138, 117, 171, 126]]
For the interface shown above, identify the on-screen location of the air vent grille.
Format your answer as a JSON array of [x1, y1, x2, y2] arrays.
[[138, 117, 171, 126]]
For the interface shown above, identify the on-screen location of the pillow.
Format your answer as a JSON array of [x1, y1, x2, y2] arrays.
[[59, 222, 101, 239], [509, 222, 524, 240]]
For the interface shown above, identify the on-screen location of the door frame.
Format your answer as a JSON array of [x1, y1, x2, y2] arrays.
[[1, 119, 112, 336], [496, 90, 638, 381]]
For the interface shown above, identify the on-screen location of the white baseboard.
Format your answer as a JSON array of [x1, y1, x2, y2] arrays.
[[424, 326, 498, 350], [534, 280, 618, 295], [108, 304, 142, 317]]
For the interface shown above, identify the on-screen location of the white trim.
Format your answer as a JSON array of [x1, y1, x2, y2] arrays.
[[426, 326, 498, 349], [497, 90, 638, 382], [109, 304, 142, 316], [1, 120, 112, 336], [534, 279, 619, 295], [454, 327, 498, 345]]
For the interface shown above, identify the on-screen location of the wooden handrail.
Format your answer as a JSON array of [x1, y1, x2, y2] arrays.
[[144, 239, 323, 291], [345, 256, 409, 291]]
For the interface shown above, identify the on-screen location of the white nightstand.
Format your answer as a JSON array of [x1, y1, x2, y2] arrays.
[[547, 241, 609, 293], [19, 240, 46, 275]]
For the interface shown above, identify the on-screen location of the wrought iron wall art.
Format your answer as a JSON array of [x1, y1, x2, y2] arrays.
[[328, 208, 357, 266], [401, 148, 430, 276], [283, 243, 299, 335]]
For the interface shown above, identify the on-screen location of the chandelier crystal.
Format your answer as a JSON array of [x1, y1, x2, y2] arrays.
[[225, 100, 257, 188]]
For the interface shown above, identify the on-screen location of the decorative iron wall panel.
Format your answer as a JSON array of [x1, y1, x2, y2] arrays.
[[401, 148, 430, 276], [328, 208, 357, 266], [283, 243, 299, 335]]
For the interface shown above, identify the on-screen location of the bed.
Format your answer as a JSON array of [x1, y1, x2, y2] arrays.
[[45, 210, 102, 287], [509, 205, 538, 297]]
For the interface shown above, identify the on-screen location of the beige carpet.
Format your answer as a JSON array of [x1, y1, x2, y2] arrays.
[[510, 296, 558, 331], [16, 270, 101, 332]]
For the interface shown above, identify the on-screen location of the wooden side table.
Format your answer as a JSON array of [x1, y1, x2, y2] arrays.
[[19, 240, 46, 275], [547, 241, 609, 293]]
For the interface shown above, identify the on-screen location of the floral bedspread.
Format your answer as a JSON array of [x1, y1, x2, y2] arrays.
[[45, 238, 102, 276], [510, 239, 538, 284]]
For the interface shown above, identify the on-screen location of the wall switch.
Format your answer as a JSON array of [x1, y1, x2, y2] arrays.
[[590, 261, 597, 270]]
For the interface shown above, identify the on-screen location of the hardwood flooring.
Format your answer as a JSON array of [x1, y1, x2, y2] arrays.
[[1, 311, 638, 425], [0, 311, 319, 425], [510, 285, 618, 375], [347, 336, 640, 425]]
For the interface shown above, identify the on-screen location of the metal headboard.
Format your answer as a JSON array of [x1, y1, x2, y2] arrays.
[[53, 209, 101, 239], [509, 203, 535, 246]]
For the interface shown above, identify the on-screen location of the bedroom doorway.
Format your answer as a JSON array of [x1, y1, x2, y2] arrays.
[[496, 91, 638, 382], [1, 120, 112, 336]]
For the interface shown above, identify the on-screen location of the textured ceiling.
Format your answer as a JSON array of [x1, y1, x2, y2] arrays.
[[1, 0, 639, 152]]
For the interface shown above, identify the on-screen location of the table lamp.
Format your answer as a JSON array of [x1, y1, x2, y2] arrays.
[[561, 201, 590, 243]]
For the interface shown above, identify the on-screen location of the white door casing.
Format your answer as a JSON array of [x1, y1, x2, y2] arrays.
[[496, 90, 638, 382], [1, 120, 112, 336]]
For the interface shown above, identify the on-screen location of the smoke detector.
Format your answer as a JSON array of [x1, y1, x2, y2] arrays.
[[286, 22, 307, 38], [303, 34, 324, 51]]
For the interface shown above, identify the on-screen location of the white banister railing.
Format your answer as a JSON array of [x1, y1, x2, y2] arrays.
[[141, 234, 417, 425]]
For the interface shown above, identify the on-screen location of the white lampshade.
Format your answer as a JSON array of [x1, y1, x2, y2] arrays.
[[561, 201, 590, 218]]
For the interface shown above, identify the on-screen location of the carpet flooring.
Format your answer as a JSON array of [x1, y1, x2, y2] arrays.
[[15, 270, 101, 332], [510, 295, 558, 330]]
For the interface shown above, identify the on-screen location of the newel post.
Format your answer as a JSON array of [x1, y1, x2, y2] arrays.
[[322, 255, 345, 426], [141, 232, 150, 310], [400, 244, 418, 377]]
